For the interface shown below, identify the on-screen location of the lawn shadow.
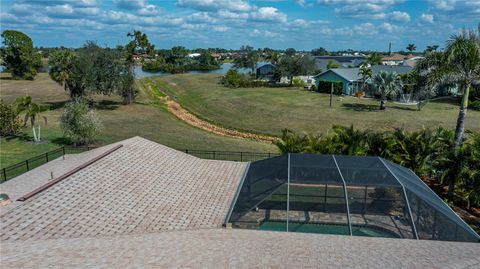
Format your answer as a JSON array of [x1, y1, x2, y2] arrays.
[[45, 101, 68, 110], [50, 137, 72, 145], [389, 105, 418, 111], [342, 103, 379, 112], [94, 100, 122, 110], [0, 76, 13, 80]]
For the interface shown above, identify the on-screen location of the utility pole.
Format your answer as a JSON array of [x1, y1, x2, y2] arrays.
[[329, 82, 333, 107]]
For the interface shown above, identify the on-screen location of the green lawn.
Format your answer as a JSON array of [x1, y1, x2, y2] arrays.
[[0, 73, 277, 168], [152, 74, 480, 136]]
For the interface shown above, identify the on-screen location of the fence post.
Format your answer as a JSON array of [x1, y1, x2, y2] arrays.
[[2, 168, 6, 182], [26, 160, 30, 171], [46, 152, 49, 162], [62, 147, 66, 156], [185, 149, 189, 154], [213, 151, 216, 160], [240, 152, 243, 162]]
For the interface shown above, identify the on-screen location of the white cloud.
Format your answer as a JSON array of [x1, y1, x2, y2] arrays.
[[177, 0, 251, 12], [217, 10, 249, 20], [213, 26, 228, 32], [296, 0, 306, 6], [380, 22, 401, 33], [187, 12, 217, 23], [390, 11, 410, 22], [251, 29, 279, 38], [419, 13, 434, 23], [45, 4, 74, 15], [250, 7, 287, 23]]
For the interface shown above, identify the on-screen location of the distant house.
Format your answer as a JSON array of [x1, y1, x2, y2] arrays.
[[313, 65, 414, 95], [381, 53, 415, 65], [188, 53, 201, 58], [312, 56, 366, 72], [256, 63, 276, 81], [402, 56, 424, 68]]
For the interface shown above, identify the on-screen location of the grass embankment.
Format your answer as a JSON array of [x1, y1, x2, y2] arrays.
[[152, 74, 480, 136], [0, 73, 277, 168]]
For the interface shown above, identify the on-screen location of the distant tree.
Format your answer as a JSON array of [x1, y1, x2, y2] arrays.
[[48, 49, 76, 93], [277, 55, 316, 85], [1, 30, 42, 80], [425, 45, 439, 53], [311, 47, 328, 56], [358, 64, 373, 92], [234, 46, 259, 73], [60, 98, 101, 145], [285, 48, 296, 56], [370, 71, 403, 110], [406, 43, 416, 53], [125, 31, 154, 104], [265, 51, 280, 65], [49, 42, 133, 100], [326, 60, 340, 69], [367, 52, 383, 65]]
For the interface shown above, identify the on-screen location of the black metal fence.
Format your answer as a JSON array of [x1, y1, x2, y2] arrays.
[[1, 147, 279, 183], [1, 146, 94, 182], [184, 149, 279, 162]]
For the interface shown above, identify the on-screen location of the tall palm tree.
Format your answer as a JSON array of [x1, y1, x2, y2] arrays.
[[367, 52, 383, 65], [48, 49, 76, 94], [371, 71, 403, 110], [406, 43, 416, 53], [358, 64, 373, 92], [422, 26, 480, 148]]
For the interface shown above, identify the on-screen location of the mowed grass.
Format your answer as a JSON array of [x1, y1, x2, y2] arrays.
[[153, 74, 480, 136], [0, 73, 277, 168]]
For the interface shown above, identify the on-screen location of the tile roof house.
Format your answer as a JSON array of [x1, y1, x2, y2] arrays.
[[312, 56, 366, 72], [1, 137, 479, 268], [381, 53, 415, 66]]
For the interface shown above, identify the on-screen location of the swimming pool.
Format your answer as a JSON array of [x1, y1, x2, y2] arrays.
[[259, 221, 399, 238]]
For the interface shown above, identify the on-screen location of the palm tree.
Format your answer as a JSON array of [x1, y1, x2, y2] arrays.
[[406, 43, 416, 53], [48, 49, 76, 94], [370, 71, 403, 110], [357, 64, 373, 92], [367, 52, 383, 65], [14, 96, 47, 142], [425, 45, 439, 53], [422, 26, 480, 149]]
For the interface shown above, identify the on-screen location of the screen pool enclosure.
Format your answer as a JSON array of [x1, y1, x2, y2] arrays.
[[225, 154, 480, 243]]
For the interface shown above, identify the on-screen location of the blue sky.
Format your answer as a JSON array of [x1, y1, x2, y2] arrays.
[[1, 0, 479, 51]]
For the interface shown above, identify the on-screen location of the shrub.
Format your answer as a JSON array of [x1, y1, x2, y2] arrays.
[[60, 98, 101, 145], [470, 100, 480, 111], [317, 80, 343, 94], [0, 99, 20, 137], [292, 78, 306, 88]]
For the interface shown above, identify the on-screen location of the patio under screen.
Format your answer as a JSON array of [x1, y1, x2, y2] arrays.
[[225, 154, 480, 242]]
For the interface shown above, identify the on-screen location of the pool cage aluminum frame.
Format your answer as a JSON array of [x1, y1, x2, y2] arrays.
[[224, 153, 480, 243]]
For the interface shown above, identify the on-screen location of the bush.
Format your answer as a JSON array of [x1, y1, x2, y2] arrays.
[[292, 78, 306, 88], [60, 98, 101, 145], [317, 80, 343, 94], [0, 99, 20, 137], [470, 100, 480, 111]]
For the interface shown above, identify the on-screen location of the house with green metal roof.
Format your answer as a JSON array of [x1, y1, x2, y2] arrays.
[[313, 65, 414, 95]]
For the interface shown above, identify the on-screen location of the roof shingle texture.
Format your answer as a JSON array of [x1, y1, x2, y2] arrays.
[[1, 229, 479, 269], [0, 137, 247, 242]]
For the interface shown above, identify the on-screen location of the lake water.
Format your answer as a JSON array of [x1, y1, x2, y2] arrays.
[[1, 62, 266, 78], [134, 63, 254, 78]]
